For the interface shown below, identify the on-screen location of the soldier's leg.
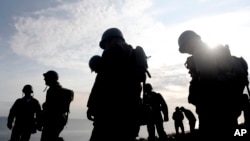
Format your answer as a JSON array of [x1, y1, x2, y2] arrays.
[[147, 123, 156, 141], [9, 126, 21, 141], [155, 122, 168, 141], [20, 132, 31, 141]]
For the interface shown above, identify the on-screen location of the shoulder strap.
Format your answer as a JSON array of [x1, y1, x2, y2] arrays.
[[246, 86, 250, 97]]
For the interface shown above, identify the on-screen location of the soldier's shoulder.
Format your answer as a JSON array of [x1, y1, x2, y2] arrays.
[[61, 87, 74, 93]]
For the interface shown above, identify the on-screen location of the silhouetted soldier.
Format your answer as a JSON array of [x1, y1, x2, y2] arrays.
[[7, 84, 42, 141], [180, 106, 196, 133], [178, 30, 249, 139], [143, 83, 168, 141], [41, 70, 74, 141], [172, 107, 184, 135], [87, 28, 144, 141]]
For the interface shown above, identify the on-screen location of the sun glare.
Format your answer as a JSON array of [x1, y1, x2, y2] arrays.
[[201, 32, 224, 49], [200, 28, 248, 56]]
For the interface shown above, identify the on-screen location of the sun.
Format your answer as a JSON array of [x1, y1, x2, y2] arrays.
[[201, 32, 224, 49], [193, 25, 248, 57]]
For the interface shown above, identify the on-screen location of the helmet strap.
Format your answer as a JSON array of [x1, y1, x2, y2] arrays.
[[43, 86, 48, 92]]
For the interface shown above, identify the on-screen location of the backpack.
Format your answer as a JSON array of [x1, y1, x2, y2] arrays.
[[133, 46, 151, 82], [133, 46, 151, 93], [214, 45, 249, 92], [58, 88, 74, 125], [186, 44, 249, 105], [60, 88, 74, 114], [231, 56, 249, 96]]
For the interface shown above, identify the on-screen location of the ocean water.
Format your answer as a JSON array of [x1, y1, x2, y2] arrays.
[[0, 117, 95, 141], [0, 117, 150, 141]]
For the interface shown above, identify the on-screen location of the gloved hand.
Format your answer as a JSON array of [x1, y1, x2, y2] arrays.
[[37, 125, 42, 131], [7, 122, 12, 130], [87, 108, 95, 121], [164, 116, 169, 122]]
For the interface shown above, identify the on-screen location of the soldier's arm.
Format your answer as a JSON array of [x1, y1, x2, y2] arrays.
[[159, 94, 169, 121], [7, 99, 19, 129]]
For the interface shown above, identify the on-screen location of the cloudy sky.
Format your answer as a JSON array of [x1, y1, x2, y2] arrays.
[[1, 0, 250, 133]]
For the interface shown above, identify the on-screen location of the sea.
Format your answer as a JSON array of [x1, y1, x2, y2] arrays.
[[0, 117, 151, 141]]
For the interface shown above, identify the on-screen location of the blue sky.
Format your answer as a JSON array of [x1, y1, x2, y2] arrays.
[[1, 0, 250, 133]]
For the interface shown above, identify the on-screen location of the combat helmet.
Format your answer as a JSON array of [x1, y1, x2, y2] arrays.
[[89, 55, 102, 73], [43, 70, 59, 81], [22, 84, 33, 94], [144, 83, 153, 93], [178, 30, 201, 53], [99, 27, 125, 49]]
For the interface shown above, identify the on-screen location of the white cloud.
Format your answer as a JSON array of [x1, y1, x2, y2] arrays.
[[8, 0, 250, 97], [8, 4, 250, 83], [9, 0, 156, 71]]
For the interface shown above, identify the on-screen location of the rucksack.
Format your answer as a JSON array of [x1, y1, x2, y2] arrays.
[[186, 44, 249, 105], [214, 45, 249, 91], [59, 87, 74, 125], [231, 56, 249, 94], [133, 46, 151, 81], [60, 88, 74, 113], [133, 46, 151, 92]]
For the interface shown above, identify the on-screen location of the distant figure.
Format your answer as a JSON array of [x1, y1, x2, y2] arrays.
[[87, 28, 150, 141], [178, 30, 249, 138], [7, 84, 42, 141], [180, 106, 196, 133], [172, 107, 184, 135], [143, 83, 168, 141], [41, 70, 74, 141]]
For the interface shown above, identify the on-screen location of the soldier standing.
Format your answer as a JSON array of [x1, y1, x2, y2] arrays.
[[87, 28, 143, 141], [143, 83, 168, 141], [7, 85, 42, 141], [41, 70, 74, 141]]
